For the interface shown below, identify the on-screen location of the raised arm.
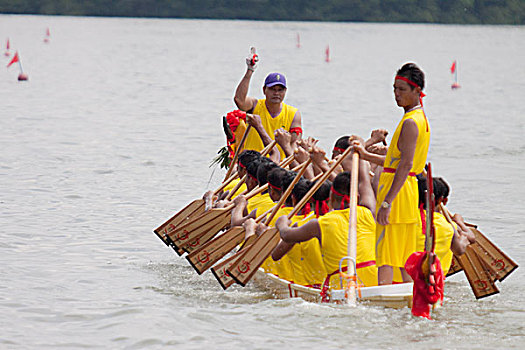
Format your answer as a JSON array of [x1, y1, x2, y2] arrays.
[[234, 60, 258, 112]]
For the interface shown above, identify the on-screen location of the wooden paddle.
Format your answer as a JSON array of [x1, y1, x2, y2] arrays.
[[211, 158, 312, 289], [226, 146, 355, 287], [440, 204, 500, 299], [194, 158, 319, 278], [167, 147, 289, 255], [440, 204, 518, 281], [181, 154, 296, 259], [346, 152, 359, 306]]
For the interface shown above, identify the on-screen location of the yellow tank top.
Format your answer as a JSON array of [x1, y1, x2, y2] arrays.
[[262, 206, 294, 280], [247, 192, 275, 218], [376, 109, 431, 223], [222, 178, 246, 199], [416, 211, 455, 275], [318, 207, 377, 287], [244, 99, 298, 160], [284, 213, 326, 287]]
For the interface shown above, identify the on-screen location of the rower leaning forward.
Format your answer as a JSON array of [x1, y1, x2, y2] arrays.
[[353, 63, 431, 285], [233, 50, 303, 160]]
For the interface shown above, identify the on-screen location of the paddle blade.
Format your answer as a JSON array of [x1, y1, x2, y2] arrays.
[[467, 225, 518, 282], [227, 228, 281, 287], [186, 226, 245, 275], [457, 247, 499, 299], [166, 209, 230, 251], [154, 199, 205, 245], [210, 253, 241, 290]]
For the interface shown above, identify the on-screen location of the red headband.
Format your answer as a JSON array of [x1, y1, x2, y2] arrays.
[[333, 147, 346, 153], [331, 187, 349, 210], [268, 182, 281, 191], [395, 75, 426, 107]]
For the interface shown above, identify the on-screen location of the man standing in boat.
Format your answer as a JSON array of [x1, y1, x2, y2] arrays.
[[233, 52, 303, 160], [352, 63, 430, 285]]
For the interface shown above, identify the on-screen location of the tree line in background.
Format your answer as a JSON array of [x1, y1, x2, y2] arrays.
[[1, 0, 523, 25]]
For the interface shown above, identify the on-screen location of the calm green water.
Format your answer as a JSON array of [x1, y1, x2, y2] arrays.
[[1, 15, 524, 349]]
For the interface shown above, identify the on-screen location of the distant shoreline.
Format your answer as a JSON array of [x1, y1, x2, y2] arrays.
[[0, 0, 523, 25]]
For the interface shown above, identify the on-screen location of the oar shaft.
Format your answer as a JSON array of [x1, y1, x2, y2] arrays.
[[346, 152, 359, 306], [224, 124, 252, 180]]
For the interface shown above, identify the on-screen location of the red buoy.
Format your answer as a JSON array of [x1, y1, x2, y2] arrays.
[[451, 82, 461, 89], [18, 73, 28, 81]]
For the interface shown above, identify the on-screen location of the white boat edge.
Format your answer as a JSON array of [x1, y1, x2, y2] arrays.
[[253, 268, 414, 309]]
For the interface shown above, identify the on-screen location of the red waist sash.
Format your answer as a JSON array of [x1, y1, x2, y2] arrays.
[[383, 167, 417, 177]]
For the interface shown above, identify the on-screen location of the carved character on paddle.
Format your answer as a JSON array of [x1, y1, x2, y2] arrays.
[[491, 259, 505, 271], [177, 230, 189, 241], [475, 279, 489, 291], [189, 238, 200, 247], [237, 260, 251, 274], [197, 251, 210, 264]]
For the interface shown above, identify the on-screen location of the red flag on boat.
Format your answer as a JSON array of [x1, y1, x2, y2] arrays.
[[450, 61, 456, 74], [7, 51, 19, 68]]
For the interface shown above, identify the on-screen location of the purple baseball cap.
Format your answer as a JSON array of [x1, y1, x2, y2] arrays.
[[264, 72, 287, 88]]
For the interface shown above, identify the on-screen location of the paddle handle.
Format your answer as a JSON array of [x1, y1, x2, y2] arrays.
[[224, 124, 252, 181], [288, 145, 354, 219], [346, 152, 359, 306], [265, 158, 312, 225]]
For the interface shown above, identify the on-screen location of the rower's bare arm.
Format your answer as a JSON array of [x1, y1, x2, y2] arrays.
[[248, 114, 280, 161], [365, 128, 388, 148], [376, 120, 417, 225], [357, 159, 376, 214], [383, 119, 418, 204], [276, 216, 321, 244], [234, 70, 258, 112], [350, 137, 385, 166], [271, 240, 295, 261], [290, 110, 302, 144], [231, 195, 250, 227]]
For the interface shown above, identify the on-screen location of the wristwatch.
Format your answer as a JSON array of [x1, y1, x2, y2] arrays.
[[381, 201, 391, 209]]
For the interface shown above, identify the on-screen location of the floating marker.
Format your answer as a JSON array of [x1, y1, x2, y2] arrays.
[[7, 51, 28, 82], [450, 60, 461, 89], [296, 33, 301, 48], [4, 38, 10, 56], [44, 27, 50, 43], [325, 45, 330, 63]]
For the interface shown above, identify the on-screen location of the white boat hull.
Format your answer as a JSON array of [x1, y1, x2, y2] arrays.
[[253, 269, 413, 308]]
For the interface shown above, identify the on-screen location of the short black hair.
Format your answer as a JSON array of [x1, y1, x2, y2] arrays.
[[257, 161, 278, 186], [292, 178, 312, 202], [332, 172, 350, 197], [238, 150, 261, 168], [267, 167, 288, 191], [397, 63, 425, 90], [334, 136, 351, 150]]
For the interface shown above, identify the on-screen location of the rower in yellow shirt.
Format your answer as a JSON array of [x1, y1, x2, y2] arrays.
[[415, 176, 475, 275], [274, 157, 378, 301]]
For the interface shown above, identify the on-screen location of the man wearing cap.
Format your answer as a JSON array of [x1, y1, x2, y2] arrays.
[[234, 55, 302, 160]]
